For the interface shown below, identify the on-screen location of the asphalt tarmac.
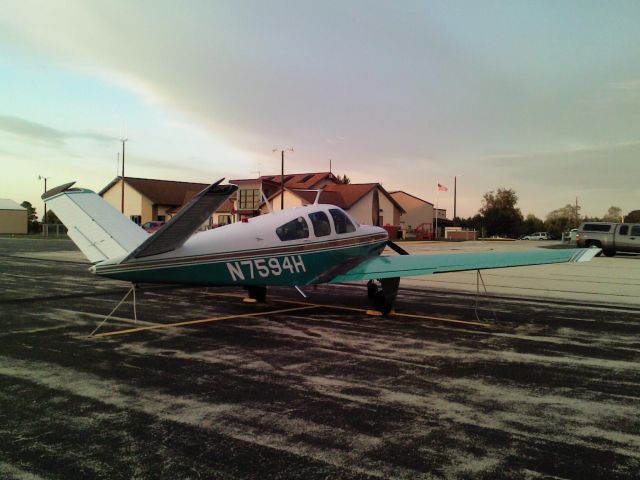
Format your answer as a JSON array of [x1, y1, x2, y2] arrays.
[[1, 238, 639, 479]]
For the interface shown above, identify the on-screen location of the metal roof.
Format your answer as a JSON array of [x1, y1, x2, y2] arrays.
[[0, 199, 27, 211]]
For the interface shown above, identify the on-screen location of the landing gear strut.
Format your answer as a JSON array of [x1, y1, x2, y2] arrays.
[[245, 285, 267, 302]]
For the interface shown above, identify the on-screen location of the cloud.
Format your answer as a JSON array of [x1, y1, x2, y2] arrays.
[[609, 79, 640, 91], [0, 115, 66, 147], [0, 115, 117, 148]]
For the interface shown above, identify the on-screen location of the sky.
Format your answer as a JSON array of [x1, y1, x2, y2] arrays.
[[1, 0, 639, 220]]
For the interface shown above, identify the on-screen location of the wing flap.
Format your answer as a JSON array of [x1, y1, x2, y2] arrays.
[[124, 179, 238, 260], [330, 248, 599, 283]]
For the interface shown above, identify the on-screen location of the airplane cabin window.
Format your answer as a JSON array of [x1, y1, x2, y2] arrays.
[[276, 216, 310, 241], [308, 211, 331, 237], [329, 208, 356, 234]]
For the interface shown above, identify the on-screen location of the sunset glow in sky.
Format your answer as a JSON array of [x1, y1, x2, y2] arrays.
[[1, 0, 639, 220]]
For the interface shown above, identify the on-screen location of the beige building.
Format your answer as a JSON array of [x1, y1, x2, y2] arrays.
[[0, 199, 28, 234], [390, 191, 434, 232], [100, 177, 232, 226]]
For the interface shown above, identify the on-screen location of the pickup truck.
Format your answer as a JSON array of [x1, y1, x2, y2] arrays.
[[576, 222, 640, 256]]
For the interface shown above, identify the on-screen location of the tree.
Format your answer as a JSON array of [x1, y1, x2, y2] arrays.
[[20, 201, 40, 233], [603, 206, 623, 222], [458, 213, 485, 236], [43, 210, 61, 224], [626, 210, 640, 223], [521, 214, 544, 235], [479, 188, 523, 237], [335, 174, 351, 184], [544, 203, 581, 238]]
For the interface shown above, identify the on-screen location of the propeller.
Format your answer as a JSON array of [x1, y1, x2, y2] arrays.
[[386, 240, 409, 256]]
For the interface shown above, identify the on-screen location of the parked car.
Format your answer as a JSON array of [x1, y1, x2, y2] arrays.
[[576, 222, 640, 256], [521, 232, 549, 240], [141, 221, 165, 233]]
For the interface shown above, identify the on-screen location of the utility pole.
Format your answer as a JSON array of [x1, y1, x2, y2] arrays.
[[272, 148, 293, 210], [454, 174, 463, 223], [38, 175, 51, 226], [120, 137, 127, 214]]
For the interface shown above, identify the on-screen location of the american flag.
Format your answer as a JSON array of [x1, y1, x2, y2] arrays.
[[437, 183, 448, 192]]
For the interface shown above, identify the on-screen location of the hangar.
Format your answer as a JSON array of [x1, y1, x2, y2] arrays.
[[0, 199, 27, 234]]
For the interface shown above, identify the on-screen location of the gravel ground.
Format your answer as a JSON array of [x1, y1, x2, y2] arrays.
[[1, 238, 639, 479]]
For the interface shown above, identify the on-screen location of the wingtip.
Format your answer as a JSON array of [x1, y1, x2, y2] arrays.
[[572, 248, 601, 262]]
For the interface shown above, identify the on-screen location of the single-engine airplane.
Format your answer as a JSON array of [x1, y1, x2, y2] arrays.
[[43, 179, 599, 314]]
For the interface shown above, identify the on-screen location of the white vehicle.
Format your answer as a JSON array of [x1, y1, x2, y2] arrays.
[[522, 232, 549, 240]]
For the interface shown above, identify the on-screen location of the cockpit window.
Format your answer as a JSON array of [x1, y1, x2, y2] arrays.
[[329, 208, 356, 234], [276, 216, 309, 241], [308, 211, 331, 237]]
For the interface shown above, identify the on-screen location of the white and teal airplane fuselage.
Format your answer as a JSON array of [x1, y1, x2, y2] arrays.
[[43, 179, 600, 313], [92, 205, 389, 287]]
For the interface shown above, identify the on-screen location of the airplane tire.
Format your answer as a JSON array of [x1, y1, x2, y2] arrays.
[[248, 286, 267, 302], [367, 280, 379, 299], [373, 291, 393, 315]]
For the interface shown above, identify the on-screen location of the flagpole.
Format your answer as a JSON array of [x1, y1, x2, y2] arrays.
[[435, 181, 438, 240]]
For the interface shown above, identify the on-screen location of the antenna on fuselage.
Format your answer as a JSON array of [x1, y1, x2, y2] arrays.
[[290, 189, 322, 205], [260, 189, 273, 213]]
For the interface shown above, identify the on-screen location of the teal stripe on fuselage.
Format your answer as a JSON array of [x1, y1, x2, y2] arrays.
[[97, 239, 387, 286]]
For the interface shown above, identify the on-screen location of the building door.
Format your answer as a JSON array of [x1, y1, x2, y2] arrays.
[[372, 189, 380, 226]]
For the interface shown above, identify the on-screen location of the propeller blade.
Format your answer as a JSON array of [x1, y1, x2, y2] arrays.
[[387, 240, 410, 255]]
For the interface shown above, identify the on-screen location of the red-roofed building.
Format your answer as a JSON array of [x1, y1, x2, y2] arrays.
[[229, 172, 336, 220], [99, 173, 405, 231], [262, 183, 405, 227]]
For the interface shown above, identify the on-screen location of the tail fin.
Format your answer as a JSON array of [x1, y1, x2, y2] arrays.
[[43, 182, 148, 263]]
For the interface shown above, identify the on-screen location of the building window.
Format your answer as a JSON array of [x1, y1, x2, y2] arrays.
[[130, 215, 141, 225], [218, 215, 232, 225], [239, 189, 260, 210]]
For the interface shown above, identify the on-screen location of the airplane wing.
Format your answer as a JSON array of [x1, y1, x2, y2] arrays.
[[123, 179, 238, 260], [329, 248, 599, 283]]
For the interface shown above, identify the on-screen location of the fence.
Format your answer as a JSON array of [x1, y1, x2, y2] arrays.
[[42, 224, 68, 237]]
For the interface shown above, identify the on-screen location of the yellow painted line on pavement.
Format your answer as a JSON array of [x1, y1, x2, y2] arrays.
[[90, 305, 317, 338], [269, 296, 489, 327], [391, 311, 487, 327], [92, 290, 488, 338]]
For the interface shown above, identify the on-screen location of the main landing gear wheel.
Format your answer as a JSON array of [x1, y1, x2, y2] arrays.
[[367, 280, 379, 298], [246, 285, 267, 302], [367, 277, 400, 315], [373, 291, 393, 315]]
